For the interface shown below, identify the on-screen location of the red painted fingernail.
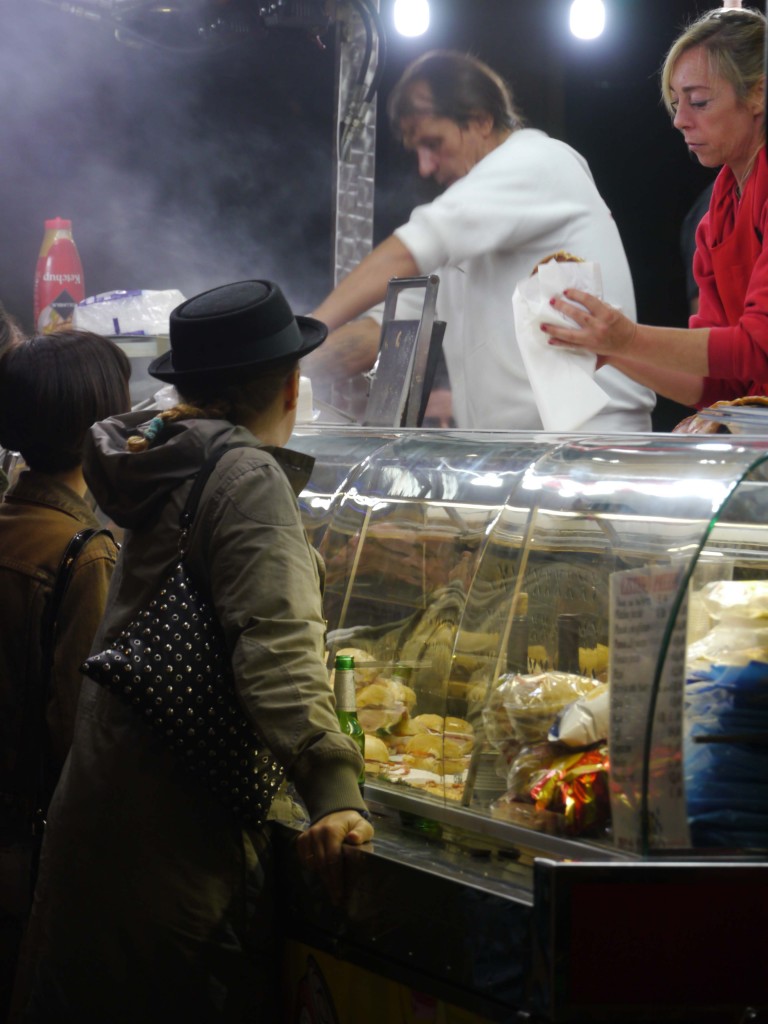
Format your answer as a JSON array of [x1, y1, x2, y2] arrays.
[[549, 297, 555, 306]]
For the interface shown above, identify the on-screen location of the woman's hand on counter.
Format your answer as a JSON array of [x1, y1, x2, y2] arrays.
[[296, 809, 374, 901]]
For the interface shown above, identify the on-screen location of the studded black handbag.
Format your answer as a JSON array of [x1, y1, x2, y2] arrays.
[[81, 445, 285, 827]]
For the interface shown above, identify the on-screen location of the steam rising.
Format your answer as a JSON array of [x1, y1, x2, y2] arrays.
[[1, 0, 336, 332]]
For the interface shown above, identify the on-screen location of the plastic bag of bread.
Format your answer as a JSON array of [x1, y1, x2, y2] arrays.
[[687, 580, 768, 671], [548, 682, 610, 748], [700, 580, 768, 621], [505, 743, 559, 800], [498, 671, 603, 744], [481, 682, 516, 749]]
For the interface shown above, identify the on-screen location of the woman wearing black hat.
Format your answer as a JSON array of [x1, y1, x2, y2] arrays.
[[13, 282, 373, 1023]]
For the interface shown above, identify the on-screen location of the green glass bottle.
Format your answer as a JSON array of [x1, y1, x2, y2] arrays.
[[557, 613, 581, 674], [333, 653, 365, 792]]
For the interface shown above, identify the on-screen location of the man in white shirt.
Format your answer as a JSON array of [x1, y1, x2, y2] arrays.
[[305, 49, 654, 431]]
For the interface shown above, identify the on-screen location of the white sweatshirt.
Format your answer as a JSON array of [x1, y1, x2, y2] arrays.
[[392, 128, 655, 432]]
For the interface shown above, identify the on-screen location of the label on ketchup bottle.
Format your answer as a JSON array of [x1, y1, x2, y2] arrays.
[[33, 218, 86, 334]]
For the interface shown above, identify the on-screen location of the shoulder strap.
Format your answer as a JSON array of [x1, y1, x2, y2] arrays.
[[21, 527, 114, 827], [43, 528, 114, 654], [178, 444, 251, 548], [41, 524, 115, 700]]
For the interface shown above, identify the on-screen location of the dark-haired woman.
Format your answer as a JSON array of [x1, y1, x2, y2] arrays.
[[14, 281, 372, 1024], [0, 329, 131, 1015]]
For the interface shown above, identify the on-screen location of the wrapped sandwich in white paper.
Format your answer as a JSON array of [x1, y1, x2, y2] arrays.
[[512, 255, 611, 431]]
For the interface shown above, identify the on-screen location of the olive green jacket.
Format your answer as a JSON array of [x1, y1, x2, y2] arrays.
[[19, 413, 364, 1022]]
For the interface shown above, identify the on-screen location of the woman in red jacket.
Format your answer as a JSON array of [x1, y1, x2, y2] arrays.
[[543, 5, 768, 413]]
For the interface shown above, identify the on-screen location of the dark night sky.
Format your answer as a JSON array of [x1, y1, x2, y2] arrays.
[[0, 0, 727, 347]]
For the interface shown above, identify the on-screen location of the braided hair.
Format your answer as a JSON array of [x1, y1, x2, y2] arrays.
[[126, 357, 299, 451]]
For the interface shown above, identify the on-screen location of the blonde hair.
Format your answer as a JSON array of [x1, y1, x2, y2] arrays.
[[126, 401, 229, 452], [661, 7, 766, 115]]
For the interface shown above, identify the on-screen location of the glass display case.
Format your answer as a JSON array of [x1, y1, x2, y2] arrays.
[[284, 425, 768, 1022], [292, 425, 768, 859]]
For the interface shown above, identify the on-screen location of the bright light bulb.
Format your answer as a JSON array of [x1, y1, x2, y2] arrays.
[[569, 0, 606, 40], [393, 0, 430, 38]]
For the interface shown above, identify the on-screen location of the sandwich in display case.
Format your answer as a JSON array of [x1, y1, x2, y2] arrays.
[[279, 426, 768, 1024]]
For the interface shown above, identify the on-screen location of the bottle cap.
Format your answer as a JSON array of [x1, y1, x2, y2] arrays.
[[334, 654, 355, 670], [44, 217, 72, 230]]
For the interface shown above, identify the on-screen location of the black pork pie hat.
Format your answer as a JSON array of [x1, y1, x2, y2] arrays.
[[148, 280, 327, 384]]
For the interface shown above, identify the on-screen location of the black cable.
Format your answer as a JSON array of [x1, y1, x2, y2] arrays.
[[355, 0, 387, 103], [347, 0, 374, 88], [339, 0, 388, 156]]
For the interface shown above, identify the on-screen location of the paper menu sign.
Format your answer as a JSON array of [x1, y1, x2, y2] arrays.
[[608, 565, 690, 853]]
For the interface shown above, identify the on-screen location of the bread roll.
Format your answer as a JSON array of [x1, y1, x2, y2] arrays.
[[531, 251, 585, 274], [356, 679, 416, 733], [444, 716, 474, 755], [386, 712, 423, 754], [335, 647, 379, 684], [364, 733, 390, 772], [402, 732, 469, 776], [391, 714, 475, 759], [409, 713, 444, 734]]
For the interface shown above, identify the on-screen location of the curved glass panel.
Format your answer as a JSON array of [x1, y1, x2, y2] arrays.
[[306, 430, 550, 810], [478, 436, 768, 850], [671, 452, 768, 854], [289, 426, 395, 547], [295, 427, 768, 856]]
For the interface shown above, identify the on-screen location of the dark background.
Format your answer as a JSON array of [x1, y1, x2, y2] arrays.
[[1, 0, 729, 423]]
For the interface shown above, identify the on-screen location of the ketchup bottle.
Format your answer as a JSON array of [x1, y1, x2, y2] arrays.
[[33, 218, 85, 333]]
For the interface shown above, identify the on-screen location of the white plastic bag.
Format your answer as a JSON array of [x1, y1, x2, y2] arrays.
[[73, 289, 184, 337]]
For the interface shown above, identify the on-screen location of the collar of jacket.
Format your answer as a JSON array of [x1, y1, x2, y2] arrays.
[[3, 470, 95, 523]]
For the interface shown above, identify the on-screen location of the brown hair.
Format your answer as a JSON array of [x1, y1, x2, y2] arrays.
[[661, 7, 766, 114], [127, 359, 299, 451], [388, 50, 523, 138], [0, 330, 131, 472]]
